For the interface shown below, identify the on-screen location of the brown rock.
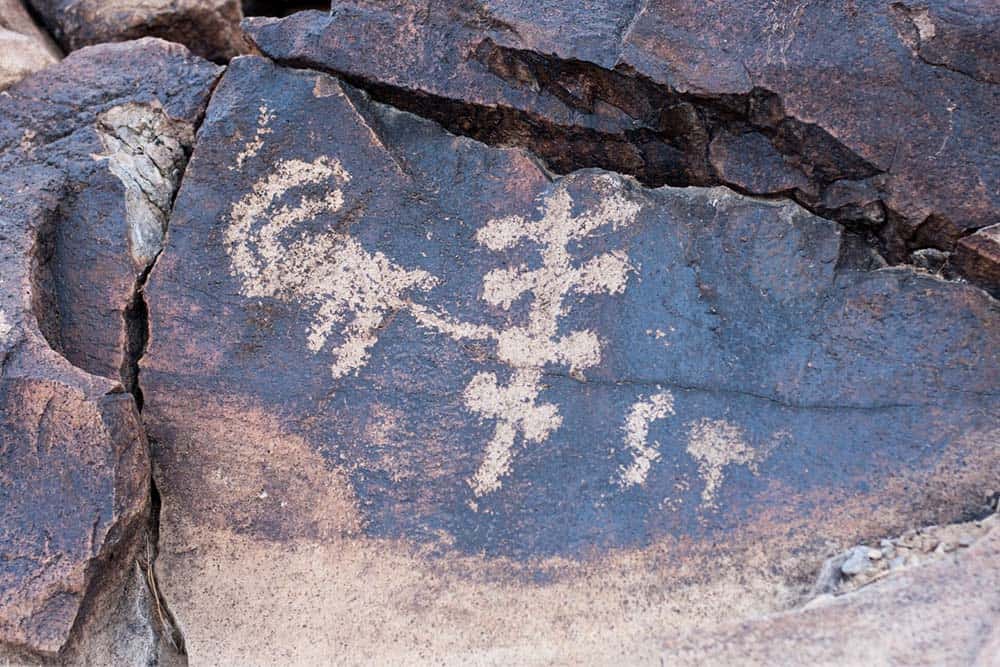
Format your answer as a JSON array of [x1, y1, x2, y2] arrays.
[[954, 224, 1000, 297], [660, 516, 1000, 665], [0, 38, 221, 387], [140, 56, 999, 663], [0, 39, 219, 657], [0, 0, 60, 89], [245, 0, 1000, 285], [27, 0, 247, 61]]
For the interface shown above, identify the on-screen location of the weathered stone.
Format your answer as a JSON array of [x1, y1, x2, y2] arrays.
[[661, 516, 1000, 665], [27, 0, 247, 61], [244, 0, 1000, 287], [954, 224, 1000, 297], [0, 38, 221, 388], [140, 56, 999, 663], [839, 546, 875, 576], [0, 39, 220, 657], [0, 0, 60, 90]]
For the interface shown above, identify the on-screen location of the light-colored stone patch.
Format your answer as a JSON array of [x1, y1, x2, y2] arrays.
[[95, 103, 193, 267], [233, 105, 274, 171], [157, 521, 797, 667], [618, 391, 675, 488], [313, 75, 340, 98], [0, 26, 59, 92], [912, 8, 936, 41], [0, 308, 12, 343], [224, 157, 438, 379], [686, 418, 762, 509]]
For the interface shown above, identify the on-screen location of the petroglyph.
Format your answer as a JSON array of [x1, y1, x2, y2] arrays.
[[686, 418, 763, 509], [224, 157, 438, 379], [618, 392, 675, 488], [233, 105, 274, 171], [225, 159, 651, 498], [464, 178, 643, 496]]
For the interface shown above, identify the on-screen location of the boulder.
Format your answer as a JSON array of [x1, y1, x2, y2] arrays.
[[244, 0, 1000, 288], [954, 224, 1000, 297], [0, 0, 60, 90], [0, 39, 220, 657], [140, 56, 1000, 663], [27, 0, 247, 61]]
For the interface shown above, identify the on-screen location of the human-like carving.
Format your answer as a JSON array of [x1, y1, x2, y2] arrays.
[[225, 158, 777, 507]]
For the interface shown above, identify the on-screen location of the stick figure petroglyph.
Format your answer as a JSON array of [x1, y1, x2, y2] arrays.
[[618, 391, 675, 489], [225, 160, 643, 497], [224, 156, 777, 507]]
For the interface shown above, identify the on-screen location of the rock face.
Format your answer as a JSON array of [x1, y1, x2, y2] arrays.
[[0, 3, 996, 664], [0, 0, 60, 89], [244, 0, 1000, 288], [0, 39, 220, 657], [661, 514, 1000, 665], [27, 0, 246, 61], [138, 55, 1000, 662]]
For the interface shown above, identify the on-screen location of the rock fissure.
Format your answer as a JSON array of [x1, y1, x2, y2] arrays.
[[251, 40, 898, 252], [116, 101, 211, 667], [245, 6, 999, 296]]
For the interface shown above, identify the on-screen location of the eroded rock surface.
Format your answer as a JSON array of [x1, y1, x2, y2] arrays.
[[244, 0, 1000, 288], [0, 0, 60, 90], [0, 39, 219, 658], [27, 0, 247, 61], [661, 512, 1000, 665], [955, 223, 1000, 297], [0, 38, 220, 388], [139, 56, 999, 663], [0, 3, 996, 663]]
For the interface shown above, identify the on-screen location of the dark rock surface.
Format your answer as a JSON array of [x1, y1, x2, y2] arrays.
[[244, 0, 1000, 287], [138, 56, 999, 661], [0, 39, 219, 657], [0, 2, 996, 663], [27, 0, 247, 61]]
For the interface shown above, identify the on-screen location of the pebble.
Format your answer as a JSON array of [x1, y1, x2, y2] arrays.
[[840, 547, 873, 576]]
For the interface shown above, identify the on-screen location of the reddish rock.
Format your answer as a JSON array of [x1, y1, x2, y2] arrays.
[[0, 0, 60, 90], [245, 0, 1000, 286], [27, 0, 247, 61], [140, 56, 999, 663], [0, 39, 219, 657], [954, 225, 1000, 297]]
